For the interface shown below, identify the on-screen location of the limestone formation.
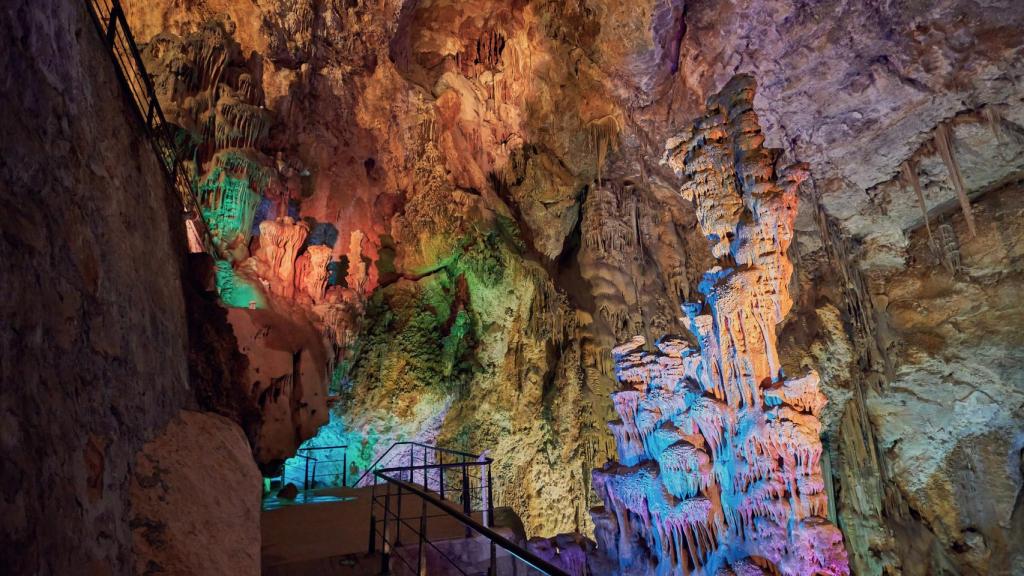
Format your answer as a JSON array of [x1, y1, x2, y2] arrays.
[[8, 0, 1024, 574], [42, 0, 1021, 570], [226, 307, 329, 466], [591, 77, 848, 576], [251, 217, 309, 300], [296, 244, 333, 304]]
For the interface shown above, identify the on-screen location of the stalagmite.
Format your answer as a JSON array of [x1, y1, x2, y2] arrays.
[[251, 217, 310, 300], [296, 245, 333, 303], [345, 230, 369, 299], [592, 75, 849, 576]]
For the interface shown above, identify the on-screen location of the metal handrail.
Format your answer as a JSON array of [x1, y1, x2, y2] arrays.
[[373, 470, 568, 576], [298, 444, 349, 488], [356, 441, 483, 487], [82, 0, 216, 256]]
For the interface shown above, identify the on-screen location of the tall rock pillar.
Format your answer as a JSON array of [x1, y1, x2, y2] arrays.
[[591, 75, 849, 576]]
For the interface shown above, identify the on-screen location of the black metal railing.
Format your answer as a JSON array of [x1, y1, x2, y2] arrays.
[[83, 0, 215, 256], [302, 445, 349, 489], [357, 442, 484, 488], [272, 444, 350, 490], [370, 462, 567, 576]]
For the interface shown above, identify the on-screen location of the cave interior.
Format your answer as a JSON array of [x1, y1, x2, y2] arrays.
[[1, 0, 1023, 575]]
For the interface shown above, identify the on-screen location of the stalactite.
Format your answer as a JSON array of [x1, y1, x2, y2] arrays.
[[934, 122, 978, 237], [215, 98, 272, 150], [456, 28, 506, 77], [527, 267, 575, 348], [197, 151, 267, 250], [983, 106, 1005, 143], [812, 192, 890, 383], [588, 115, 622, 188], [900, 159, 934, 246]]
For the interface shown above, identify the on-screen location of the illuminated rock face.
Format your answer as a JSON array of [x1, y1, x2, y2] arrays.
[[592, 76, 849, 576], [251, 217, 309, 300]]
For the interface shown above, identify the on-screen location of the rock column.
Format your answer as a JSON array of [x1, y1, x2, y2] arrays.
[[591, 75, 849, 576]]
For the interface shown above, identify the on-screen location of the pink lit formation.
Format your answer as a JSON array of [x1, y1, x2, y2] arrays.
[[591, 76, 850, 576]]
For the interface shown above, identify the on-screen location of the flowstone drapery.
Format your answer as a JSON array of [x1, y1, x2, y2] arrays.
[[591, 75, 849, 576]]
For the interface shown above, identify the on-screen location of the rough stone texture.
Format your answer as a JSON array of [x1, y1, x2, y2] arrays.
[[0, 1, 191, 573], [128, 16, 334, 467], [641, 0, 1024, 254], [643, 4, 1024, 574], [119, 0, 665, 536], [184, 260, 262, 446], [130, 410, 261, 576], [862, 183, 1024, 575], [226, 306, 329, 467]]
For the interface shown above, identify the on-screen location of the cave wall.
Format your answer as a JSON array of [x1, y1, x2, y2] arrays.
[[0, 2, 265, 574], [800, 181, 1024, 576], [0, 1, 192, 573], [872, 183, 1024, 574]]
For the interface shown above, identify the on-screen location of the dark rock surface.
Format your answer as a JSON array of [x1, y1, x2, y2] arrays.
[[2, 1, 201, 573]]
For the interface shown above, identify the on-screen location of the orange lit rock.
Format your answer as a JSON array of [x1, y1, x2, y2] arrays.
[[130, 411, 260, 575], [251, 217, 309, 300], [226, 307, 329, 466], [295, 244, 332, 304]]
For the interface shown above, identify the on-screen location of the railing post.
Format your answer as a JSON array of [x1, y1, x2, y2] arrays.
[[461, 464, 471, 515], [417, 497, 427, 576], [343, 450, 348, 487], [422, 445, 429, 489], [394, 483, 403, 547], [304, 456, 310, 491], [487, 462, 494, 528], [489, 541, 497, 576], [369, 482, 377, 555], [439, 453, 445, 500], [461, 463, 472, 538], [369, 512, 376, 555], [381, 480, 391, 575]]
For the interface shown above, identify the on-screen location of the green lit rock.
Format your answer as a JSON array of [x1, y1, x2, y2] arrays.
[[198, 151, 271, 256], [214, 260, 266, 309]]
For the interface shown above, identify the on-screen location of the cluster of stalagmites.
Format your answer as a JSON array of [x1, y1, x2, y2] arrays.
[[590, 76, 849, 576]]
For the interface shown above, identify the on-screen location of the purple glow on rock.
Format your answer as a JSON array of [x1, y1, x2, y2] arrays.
[[590, 76, 849, 576]]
